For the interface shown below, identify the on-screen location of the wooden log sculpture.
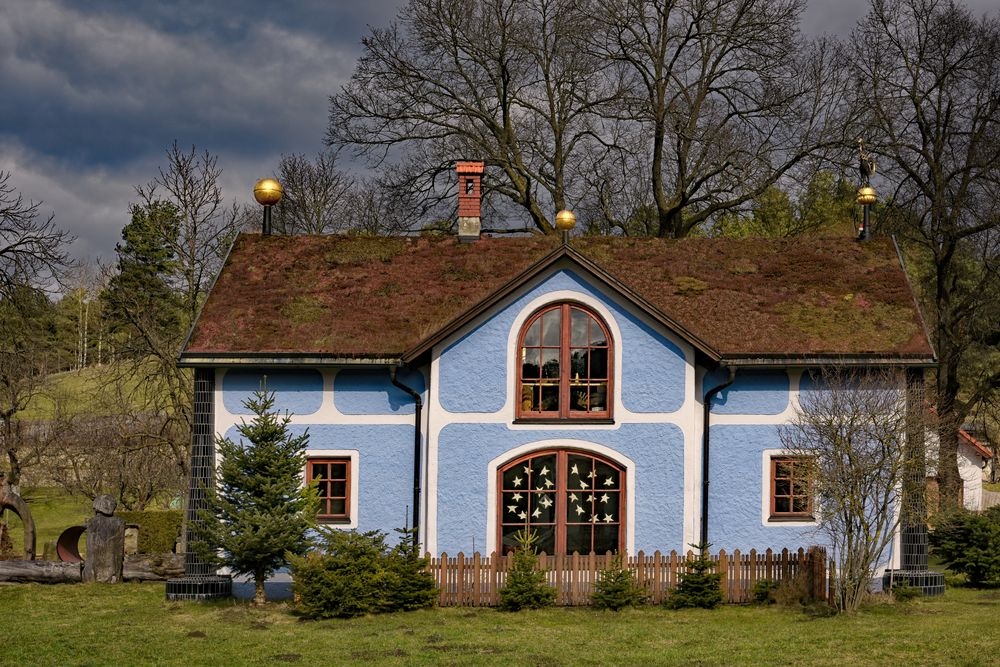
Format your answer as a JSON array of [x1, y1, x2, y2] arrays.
[[81, 495, 125, 583], [0, 471, 35, 560]]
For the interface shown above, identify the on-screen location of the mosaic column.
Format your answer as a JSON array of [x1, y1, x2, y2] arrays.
[[166, 367, 232, 600]]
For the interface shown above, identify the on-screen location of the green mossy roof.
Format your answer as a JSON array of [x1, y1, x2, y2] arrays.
[[183, 234, 933, 360]]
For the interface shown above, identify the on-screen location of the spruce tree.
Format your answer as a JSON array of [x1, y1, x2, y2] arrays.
[[665, 543, 722, 610], [197, 390, 317, 605], [498, 529, 556, 611]]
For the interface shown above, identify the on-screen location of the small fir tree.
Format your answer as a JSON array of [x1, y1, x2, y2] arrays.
[[498, 529, 556, 611], [590, 554, 648, 610], [665, 543, 722, 610], [384, 527, 438, 612], [197, 390, 317, 605]]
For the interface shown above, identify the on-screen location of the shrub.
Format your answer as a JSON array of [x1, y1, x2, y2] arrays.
[[753, 579, 779, 605], [888, 582, 921, 602], [930, 506, 1000, 587], [591, 554, 648, 610], [664, 543, 722, 610], [117, 510, 183, 554], [290, 528, 436, 619], [498, 529, 556, 611]]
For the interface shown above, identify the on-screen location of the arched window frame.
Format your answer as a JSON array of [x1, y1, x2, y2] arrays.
[[496, 448, 626, 555], [515, 302, 614, 421]]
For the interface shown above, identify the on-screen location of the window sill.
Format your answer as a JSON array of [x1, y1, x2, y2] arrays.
[[317, 517, 351, 525], [513, 418, 615, 425], [767, 515, 816, 523]]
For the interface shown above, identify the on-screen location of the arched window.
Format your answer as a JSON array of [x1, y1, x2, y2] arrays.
[[498, 449, 625, 555], [517, 303, 612, 420]]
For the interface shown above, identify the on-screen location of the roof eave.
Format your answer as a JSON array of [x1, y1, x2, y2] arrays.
[[177, 352, 402, 368]]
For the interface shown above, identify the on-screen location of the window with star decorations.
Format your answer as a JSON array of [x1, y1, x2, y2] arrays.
[[517, 303, 612, 420], [498, 450, 624, 555]]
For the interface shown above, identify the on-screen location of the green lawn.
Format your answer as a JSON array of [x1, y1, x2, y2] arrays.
[[0, 584, 998, 666]]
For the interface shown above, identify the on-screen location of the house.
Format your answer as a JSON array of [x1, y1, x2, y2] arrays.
[[166, 162, 937, 599]]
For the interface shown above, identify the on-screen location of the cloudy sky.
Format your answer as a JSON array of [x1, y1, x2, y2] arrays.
[[0, 0, 995, 263]]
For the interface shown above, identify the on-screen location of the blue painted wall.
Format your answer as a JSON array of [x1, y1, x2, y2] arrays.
[[705, 369, 789, 415], [334, 369, 426, 415], [435, 422, 685, 554], [222, 368, 324, 416], [437, 268, 688, 414], [707, 424, 826, 552], [223, 423, 414, 535]]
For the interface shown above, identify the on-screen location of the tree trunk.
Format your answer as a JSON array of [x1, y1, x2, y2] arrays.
[[0, 560, 81, 583], [254, 569, 267, 606]]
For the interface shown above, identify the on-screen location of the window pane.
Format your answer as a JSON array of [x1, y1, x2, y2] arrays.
[[594, 525, 619, 554], [331, 481, 347, 498], [570, 386, 588, 411], [571, 309, 589, 346], [531, 493, 556, 522], [774, 497, 791, 513], [317, 481, 329, 498], [589, 348, 608, 379], [774, 460, 792, 478], [589, 318, 608, 346], [570, 349, 588, 379], [565, 489, 590, 521], [596, 491, 619, 517], [774, 479, 791, 496], [541, 309, 561, 346], [533, 525, 555, 555], [792, 496, 810, 513], [540, 383, 559, 411], [501, 526, 523, 553], [589, 383, 608, 411], [594, 462, 619, 489], [792, 480, 809, 497], [568, 455, 592, 490], [311, 463, 326, 480], [330, 499, 346, 516], [520, 383, 539, 412], [524, 319, 540, 346], [503, 466, 528, 490], [521, 347, 540, 379], [532, 455, 556, 490], [330, 463, 347, 479], [502, 491, 528, 522], [566, 525, 591, 555], [540, 349, 560, 378]]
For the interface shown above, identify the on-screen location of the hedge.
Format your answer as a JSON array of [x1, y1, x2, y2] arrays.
[[117, 510, 184, 554]]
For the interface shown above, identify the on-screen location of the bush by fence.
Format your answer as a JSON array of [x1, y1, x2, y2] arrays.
[[116, 510, 183, 554], [427, 547, 828, 607]]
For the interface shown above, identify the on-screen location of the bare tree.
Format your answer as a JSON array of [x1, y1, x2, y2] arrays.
[[0, 171, 73, 297], [851, 0, 1000, 508], [136, 143, 239, 323], [328, 0, 622, 233], [781, 369, 918, 613], [590, 0, 854, 237], [274, 150, 355, 235]]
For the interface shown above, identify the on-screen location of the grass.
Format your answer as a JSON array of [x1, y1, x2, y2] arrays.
[[0, 585, 998, 666], [3, 487, 92, 557]]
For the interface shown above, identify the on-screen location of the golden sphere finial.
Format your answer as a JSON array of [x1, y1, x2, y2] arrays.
[[253, 178, 284, 206], [856, 185, 877, 206], [555, 209, 577, 231]]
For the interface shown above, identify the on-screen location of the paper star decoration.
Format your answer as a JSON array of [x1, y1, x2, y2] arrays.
[[507, 505, 518, 514], [544, 478, 554, 488], [579, 480, 589, 490], [586, 494, 594, 503], [570, 464, 579, 475], [532, 507, 541, 518], [539, 466, 550, 476], [518, 511, 527, 520], [523, 465, 532, 474], [588, 470, 596, 479], [575, 505, 585, 516], [591, 515, 599, 523], [512, 476, 523, 487], [512, 493, 523, 502], [604, 514, 614, 523], [600, 494, 610, 504], [539, 496, 553, 508], [604, 477, 614, 487], [568, 493, 579, 503]]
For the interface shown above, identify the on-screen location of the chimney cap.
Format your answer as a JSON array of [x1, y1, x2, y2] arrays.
[[455, 161, 485, 174]]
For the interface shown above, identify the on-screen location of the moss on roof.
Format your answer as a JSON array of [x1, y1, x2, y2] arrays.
[[183, 234, 933, 360]]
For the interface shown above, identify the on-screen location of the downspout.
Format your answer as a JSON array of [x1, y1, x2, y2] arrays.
[[390, 366, 423, 548], [701, 365, 737, 547]]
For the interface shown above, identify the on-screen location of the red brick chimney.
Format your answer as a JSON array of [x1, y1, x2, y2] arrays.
[[456, 161, 483, 242]]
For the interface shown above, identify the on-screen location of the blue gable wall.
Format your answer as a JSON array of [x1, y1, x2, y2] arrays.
[[705, 369, 790, 415], [222, 368, 324, 416], [437, 268, 688, 414], [334, 369, 425, 415]]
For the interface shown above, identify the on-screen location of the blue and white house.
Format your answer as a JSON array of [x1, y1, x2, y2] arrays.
[[167, 163, 936, 598]]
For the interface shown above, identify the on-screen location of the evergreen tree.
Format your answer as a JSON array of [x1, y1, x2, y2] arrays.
[[197, 390, 317, 605], [498, 529, 556, 611], [665, 543, 722, 610], [590, 554, 648, 610]]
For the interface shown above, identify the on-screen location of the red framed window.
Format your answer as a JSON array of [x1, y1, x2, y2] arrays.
[[308, 458, 351, 523], [498, 449, 625, 555], [770, 456, 813, 519], [517, 303, 612, 420]]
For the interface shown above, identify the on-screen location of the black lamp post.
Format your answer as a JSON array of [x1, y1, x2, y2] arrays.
[[253, 178, 284, 235]]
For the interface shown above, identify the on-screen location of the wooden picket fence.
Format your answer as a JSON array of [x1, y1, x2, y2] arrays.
[[426, 547, 829, 606]]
